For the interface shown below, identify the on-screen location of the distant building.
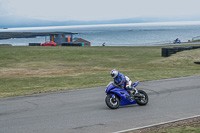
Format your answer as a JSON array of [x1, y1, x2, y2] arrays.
[[49, 32, 78, 46], [49, 32, 91, 46], [73, 38, 91, 46]]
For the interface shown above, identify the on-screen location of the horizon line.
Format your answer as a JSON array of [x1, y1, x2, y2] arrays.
[[1, 21, 200, 32]]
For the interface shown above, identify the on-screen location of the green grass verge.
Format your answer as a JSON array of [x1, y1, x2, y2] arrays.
[[0, 45, 200, 98], [153, 125, 200, 133]]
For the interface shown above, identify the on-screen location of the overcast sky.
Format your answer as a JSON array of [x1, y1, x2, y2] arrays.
[[0, 0, 200, 21]]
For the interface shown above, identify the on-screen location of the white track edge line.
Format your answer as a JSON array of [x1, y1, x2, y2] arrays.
[[114, 115, 200, 133]]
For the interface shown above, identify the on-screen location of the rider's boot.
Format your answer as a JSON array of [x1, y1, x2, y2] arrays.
[[127, 90, 134, 97], [127, 90, 134, 101], [126, 85, 139, 101]]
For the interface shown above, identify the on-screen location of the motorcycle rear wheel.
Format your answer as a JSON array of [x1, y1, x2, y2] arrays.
[[136, 90, 148, 106], [105, 94, 120, 109]]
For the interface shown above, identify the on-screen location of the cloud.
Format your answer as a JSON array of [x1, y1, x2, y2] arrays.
[[0, 0, 8, 15]]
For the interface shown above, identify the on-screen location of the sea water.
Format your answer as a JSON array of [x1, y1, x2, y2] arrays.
[[1, 21, 200, 46]]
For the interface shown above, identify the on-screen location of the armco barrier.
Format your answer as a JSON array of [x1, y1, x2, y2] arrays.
[[162, 46, 200, 57]]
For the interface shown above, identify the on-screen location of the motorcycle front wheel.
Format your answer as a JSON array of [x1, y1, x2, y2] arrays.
[[135, 90, 148, 106], [105, 94, 120, 109]]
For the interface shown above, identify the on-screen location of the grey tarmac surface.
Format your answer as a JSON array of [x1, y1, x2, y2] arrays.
[[0, 76, 200, 133]]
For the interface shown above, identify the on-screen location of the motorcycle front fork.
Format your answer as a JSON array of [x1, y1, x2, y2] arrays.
[[131, 87, 138, 95]]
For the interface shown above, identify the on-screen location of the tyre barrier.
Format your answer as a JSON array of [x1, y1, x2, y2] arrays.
[[194, 62, 200, 64], [61, 42, 83, 46], [162, 46, 200, 57], [29, 43, 41, 46]]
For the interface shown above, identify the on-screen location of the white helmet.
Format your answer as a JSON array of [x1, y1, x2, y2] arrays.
[[111, 69, 118, 78]]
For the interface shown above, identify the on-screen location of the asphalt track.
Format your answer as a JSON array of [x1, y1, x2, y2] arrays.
[[0, 76, 200, 133]]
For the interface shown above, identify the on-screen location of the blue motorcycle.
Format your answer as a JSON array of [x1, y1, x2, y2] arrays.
[[105, 81, 148, 109], [173, 39, 181, 44]]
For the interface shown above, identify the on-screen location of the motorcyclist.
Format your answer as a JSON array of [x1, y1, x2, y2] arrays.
[[110, 69, 138, 98], [174, 38, 181, 44]]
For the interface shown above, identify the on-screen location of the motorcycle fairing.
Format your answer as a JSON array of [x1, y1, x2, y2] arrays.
[[132, 81, 139, 87], [107, 86, 137, 106], [105, 83, 116, 94]]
